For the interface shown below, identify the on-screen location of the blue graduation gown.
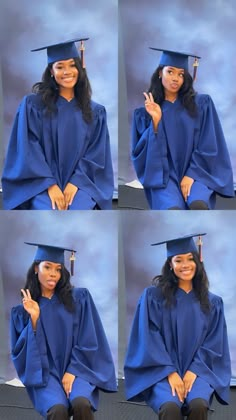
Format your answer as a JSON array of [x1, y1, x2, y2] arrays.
[[132, 94, 234, 209], [2, 94, 114, 209], [124, 286, 231, 411], [11, 288, 117, 417]]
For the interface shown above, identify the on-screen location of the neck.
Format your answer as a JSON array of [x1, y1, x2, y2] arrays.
[[41, 291, 54, 299], [178, 281, 193, 293], [59, 87, 75, 101]]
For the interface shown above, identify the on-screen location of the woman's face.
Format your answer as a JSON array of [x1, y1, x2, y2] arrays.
[[159, 66, 185, 96], [170, 252, 196, 283], [35, 261, 62, 295], [51, 58, 79, 91]]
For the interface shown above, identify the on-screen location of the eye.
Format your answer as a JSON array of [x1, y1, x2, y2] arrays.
[[168, 70, 173, 75]]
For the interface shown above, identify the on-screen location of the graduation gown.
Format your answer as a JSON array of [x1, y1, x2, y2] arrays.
[[2, 94, 114, 210], [132, 94, 234, 209], [11, 288, 117, 417], [124, 286, 231, 410]]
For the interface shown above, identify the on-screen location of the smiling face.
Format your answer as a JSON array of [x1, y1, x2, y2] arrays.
[[170, 252, 196, 287], [160, 66, 185, 100], [51, 58, 79, 94], [35, 261, 62, 296]]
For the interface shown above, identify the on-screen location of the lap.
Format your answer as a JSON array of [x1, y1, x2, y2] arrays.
[[29, 189, 96, 210], [145, 179, 215, 210], [145, 377, 213, 413], [27, 374, 98, 417]]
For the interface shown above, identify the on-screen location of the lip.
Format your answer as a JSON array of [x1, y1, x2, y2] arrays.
[[62, 77, 75, 81], [47, 280, 57, 287], [170, 83, 179, 89]]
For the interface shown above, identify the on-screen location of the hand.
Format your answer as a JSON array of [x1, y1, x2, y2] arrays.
[[167, 372, 185, 403], [63, 183, 78, 208], [21, 289, 40, 330], [143, 92, 162, 131], [180, 176, 194, 202], [48, 184, 66, 210], [62, 372, 76, 398], [183, 370, 197, 397]]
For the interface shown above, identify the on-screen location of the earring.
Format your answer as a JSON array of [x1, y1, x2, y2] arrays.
[[170, 266, 173, 271], [51, 74, 54, 78], [159, 76, 162, 79], [35, 272, 38, 275]]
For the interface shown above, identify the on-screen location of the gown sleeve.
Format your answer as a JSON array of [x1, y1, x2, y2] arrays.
[[185, 94, 234, 197], [66, 288, 117, 392], [131, 107, 169, 188], [2, 95, 57, 209], [10, 305, 49, 387], [124, 287, 176, 401], [188, 295, 231, 404], [69, 105, 114, 209]]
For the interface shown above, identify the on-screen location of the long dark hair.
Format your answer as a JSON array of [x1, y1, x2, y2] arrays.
[[32, 56, 93, 123], [148, 65, 198, 117], [24, 261, 75, 312], [152, 252, 210, 312]]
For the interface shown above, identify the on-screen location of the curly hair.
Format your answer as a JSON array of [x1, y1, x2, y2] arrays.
[[23, 261, 75, 312], [148, 65, 198, 117], [32, 56, 93, 123], [152, 252, 210, 312]]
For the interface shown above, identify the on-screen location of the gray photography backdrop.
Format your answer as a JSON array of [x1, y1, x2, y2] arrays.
[[119, 0, 236, 186], [0, 0, 118, 195], [119, 210, 236, 384], [0, 211, 118, 383]]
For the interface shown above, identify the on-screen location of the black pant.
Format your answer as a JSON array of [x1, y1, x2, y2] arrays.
[[47, 397, 94, 420], [158, 398, 208, 420]]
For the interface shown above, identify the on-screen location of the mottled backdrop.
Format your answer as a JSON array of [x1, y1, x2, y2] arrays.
[[119, 0, 236, 185], [120, 210, 236, 384], [0, 211, 118, 382], [0, 0, 118, 194]]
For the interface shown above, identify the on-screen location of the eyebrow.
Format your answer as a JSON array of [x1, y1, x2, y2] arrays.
[[44, 261, 62, 268], [174, 253, 193, 258], [55, 59, 75, 65], [167, 66, 185, 72]]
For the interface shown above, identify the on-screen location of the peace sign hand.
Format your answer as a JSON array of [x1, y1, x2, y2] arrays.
[[143, 92, 162, 131], [21, 289, 40, 330]]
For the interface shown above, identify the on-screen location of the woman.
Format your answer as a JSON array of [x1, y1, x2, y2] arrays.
[[131, 48, 234, 209], [11, 243, 117, 419], [124, 234, 231, 419], [2, 38, 114, 210]]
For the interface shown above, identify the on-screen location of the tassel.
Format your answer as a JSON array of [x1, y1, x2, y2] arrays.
[[70, 251, 76, 276], [192, 57, 199, 82], [80, 40, 86, 68], [197, 235, 203, 262]]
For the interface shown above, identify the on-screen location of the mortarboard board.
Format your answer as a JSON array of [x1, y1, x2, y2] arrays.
[[149, 48, 201, 81], [25, 242, 76, 275], [151, 233, 206, 261], [31, 37, 89, 68]]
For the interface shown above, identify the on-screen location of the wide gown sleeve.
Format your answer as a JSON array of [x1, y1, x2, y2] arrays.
[[2, 95, 57, 209], [185, 95, 234, 197], [69, 105, 114, 209], [124, 287, 176, 401], [10, 305, 49, 387], [66, 288, 117, 392], [188, 295, 231, 404], [131, 108, 169, 188]]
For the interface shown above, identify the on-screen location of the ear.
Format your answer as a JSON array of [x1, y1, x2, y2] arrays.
[[34, 264, 39, 274], [159, 69, 163, 78]]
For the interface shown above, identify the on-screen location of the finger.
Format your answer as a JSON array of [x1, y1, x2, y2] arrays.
[[21, 289, 27, 299], [143, 92, 149, 101], [50, 198, 56, 210], [149, 92, 155, 102], [26, 289, 32, 299]]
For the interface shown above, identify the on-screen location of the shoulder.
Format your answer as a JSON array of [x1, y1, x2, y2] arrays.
[[11, 304, 29, 322], [90, 100, 106, 114], [20, 93, 44, 110], [208, 291, 223, 308], [133, 107, 151, 129], [72, 287, 92, 302], [195, 93, 215, 109], [133, 106, 150, 119], [141, 285, 164, 302]]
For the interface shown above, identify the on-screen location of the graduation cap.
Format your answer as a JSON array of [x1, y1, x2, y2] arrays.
[[25, 242, 77, 275], [31, 37, 89, 68], [151, 233, 206, 262], [149, 48, 201, 81]]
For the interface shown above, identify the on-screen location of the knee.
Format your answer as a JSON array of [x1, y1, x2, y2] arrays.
[[188, 398, 208, 414], [47, 404, 68, 419], [189, 200, 209, 210], [71, 396, 94, 417], [159, 401, 182, 419]]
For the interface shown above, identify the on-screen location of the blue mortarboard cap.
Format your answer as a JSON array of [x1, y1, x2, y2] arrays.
[[151, 233, 206, 260], [25, 242, 77, 274], [31, 37, 89, 65]]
